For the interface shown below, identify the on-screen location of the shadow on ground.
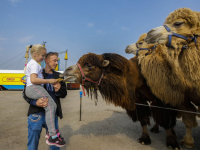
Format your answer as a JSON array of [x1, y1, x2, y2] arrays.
[[60, 109, 200, 150]]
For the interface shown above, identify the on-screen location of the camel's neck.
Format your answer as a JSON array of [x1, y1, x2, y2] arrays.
[[166, 37, 200, 93], [97, 57, 141, 110]]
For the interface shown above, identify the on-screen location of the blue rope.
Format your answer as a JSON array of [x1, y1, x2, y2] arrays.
[[164, 25, 198, 49]]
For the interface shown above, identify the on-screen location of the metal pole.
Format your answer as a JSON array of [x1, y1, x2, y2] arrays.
[[65, 49, 68, 70], [65, 59, 67, 70], [79, 91, 83, 121], [43, 41, 47, 47]]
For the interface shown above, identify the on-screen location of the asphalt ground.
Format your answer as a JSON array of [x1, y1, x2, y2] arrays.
[[1, 90, 200, 150]]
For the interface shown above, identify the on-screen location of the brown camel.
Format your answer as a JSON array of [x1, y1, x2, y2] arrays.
[[142, 8, 200, 148], [124, 33, 196, 148], [125, 33, 161, 133], [135, 41, 198, 148], [61, 53, 180, 149], [145, 8, 200, 95]]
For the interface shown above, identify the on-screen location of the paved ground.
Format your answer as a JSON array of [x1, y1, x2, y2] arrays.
[[1, 90, 200, 150]]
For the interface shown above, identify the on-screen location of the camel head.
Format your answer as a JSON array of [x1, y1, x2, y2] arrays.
[[125, 33, 155, 57], [63, 53, 108, 84], [145, 8, 200, 48], [63, 53, 131, 87], [125, 33, 156, 56], [62, 52, 137, 110], [125, 33, 147, 55]]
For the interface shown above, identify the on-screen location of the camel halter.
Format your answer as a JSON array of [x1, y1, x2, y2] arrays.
[[163, 25, 198, 49], [76, 63, 104, 96], [136, 43, 157, 57]]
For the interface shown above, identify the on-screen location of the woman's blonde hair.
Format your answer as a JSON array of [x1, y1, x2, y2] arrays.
[[24, 44, 46, 73]]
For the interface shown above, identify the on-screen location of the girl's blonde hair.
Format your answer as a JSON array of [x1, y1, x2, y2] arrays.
[[24, 44, 46, 73]]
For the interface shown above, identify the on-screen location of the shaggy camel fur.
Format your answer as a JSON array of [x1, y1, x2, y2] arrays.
[[145, 8, 200, 97], [139, 44, 192, 106], [125, 33, 198, 148], [141, 8, 200, 148], [62, 53, 180, 149], [137, 42, 198, 148], [125, 34, 162, 133]]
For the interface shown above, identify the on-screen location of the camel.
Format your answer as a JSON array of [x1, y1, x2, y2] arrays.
[[61, 53, 180, 149], [125, 33, 147, 55], [135, 41, 198, 148], [125, 33, 197, 148], [125, 34, 161, 133], [137, 8, 200, 148], [144, 8, 200, 95]]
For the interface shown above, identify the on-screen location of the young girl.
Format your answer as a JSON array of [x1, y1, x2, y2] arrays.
[[24, 44, 66, 147]]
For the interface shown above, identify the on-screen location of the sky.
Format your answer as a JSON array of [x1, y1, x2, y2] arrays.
[[0, 0, 200, 71]]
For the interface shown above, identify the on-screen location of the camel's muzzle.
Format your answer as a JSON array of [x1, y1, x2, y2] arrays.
[[145, 26, 166, 43]]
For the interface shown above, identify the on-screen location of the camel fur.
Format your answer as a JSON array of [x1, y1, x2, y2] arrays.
[[126, 32, 199, 148], [63, 53, 180, 149], [141, 8, 200, 148], [138, 44, 193, 106], [145, 8, 200, 98], [125, 34, 190, 106], [137, 42, 198, 148], [125, 34, 162, 133]]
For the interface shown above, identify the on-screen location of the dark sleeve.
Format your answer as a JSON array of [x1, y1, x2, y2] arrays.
[[29, 100, 37, 106], [59, 78, 67, 98], [22, 85, 37, 106], [22, 86, 31, 104]]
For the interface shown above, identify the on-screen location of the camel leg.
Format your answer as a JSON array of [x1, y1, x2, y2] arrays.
[[138, 124, 151, 145], [138, 85, 179, 148], [150, 122, 159, 133], [165, 128, 180, 150], [170, 128, 177, 138], [179, 102, 197, 148], [150, 100, 180, 149], [126, 98, 151, 145], [126, 108, 151, 145], [137, 85, 159, 133], [180, 126, 194, 148]]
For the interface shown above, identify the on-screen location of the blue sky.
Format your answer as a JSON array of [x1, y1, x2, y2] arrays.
[[0, 0, 199, 71]]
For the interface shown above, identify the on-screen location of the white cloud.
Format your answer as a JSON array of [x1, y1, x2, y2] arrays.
[[88, 23, 94, 27], [121, 27, 129, 31], [0, 36, 6, 41], [114, 20, 118, 26], [97, 30, 105, 35], [0, 47, 4, 55], [19, 36, 33, 43], [9, 0, 21, 5], [9, 0, 19, 2]]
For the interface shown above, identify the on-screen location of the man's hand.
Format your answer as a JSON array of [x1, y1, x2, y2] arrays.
[[36, 98, 49, 107], [53, 82, 61, 92]]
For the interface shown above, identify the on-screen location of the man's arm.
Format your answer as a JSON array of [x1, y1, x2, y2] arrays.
[[59, 80, 67, 98], [54, 75, 67, 98], [53, 72, 67, 98], [22, 86, 49, 107]]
